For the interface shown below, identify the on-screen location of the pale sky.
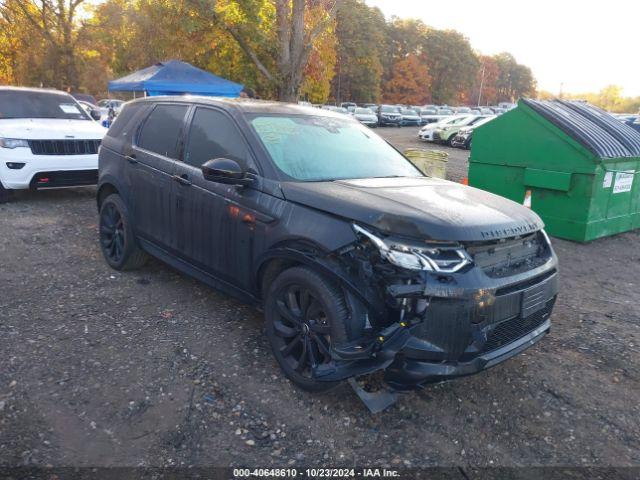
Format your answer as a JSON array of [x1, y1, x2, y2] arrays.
[[366, 0, 640, 97]]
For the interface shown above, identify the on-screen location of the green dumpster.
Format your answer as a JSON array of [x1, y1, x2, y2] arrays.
[[468, 99, 640, 242]]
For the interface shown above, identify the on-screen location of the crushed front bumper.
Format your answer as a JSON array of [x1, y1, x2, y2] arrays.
[[314, 256, 559, 390]]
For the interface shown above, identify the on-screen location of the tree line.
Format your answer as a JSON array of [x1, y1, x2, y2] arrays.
[[1, 0, 538, 105]]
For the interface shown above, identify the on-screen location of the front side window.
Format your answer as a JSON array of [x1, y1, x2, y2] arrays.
[[0, 90, 90, 120], [137, 104, 188, 159], [250, 115, 421, 182], [183, 108, 252, 168]]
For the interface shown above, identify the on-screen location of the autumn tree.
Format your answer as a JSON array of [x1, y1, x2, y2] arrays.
[[382, 54, 430, 105], [2, 0, 90, 90], [420, 28, 479, 105], [467, 55, 500, 106], [331, 0, 386, 103], [495, 52, 536, 102], [188, 0, 337, 101]]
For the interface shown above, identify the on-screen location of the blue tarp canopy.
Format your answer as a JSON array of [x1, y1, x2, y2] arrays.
[[108, 60, 243, 98]]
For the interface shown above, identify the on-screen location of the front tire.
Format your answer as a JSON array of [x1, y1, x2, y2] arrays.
[[99, 193, 148, 271], [265, 266, 350, 393]]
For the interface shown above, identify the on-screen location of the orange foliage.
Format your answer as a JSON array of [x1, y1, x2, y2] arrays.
[[382, 54, 431, 105]]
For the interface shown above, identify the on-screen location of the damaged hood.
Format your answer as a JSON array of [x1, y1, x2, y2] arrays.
[[281, 176, 544, 242]]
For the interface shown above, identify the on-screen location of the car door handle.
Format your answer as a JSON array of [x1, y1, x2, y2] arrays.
[[126, 154, 138, 164], [172, 174, 192, 186]]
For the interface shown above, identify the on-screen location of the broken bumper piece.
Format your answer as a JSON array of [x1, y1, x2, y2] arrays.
[[312, 266, 558, 391]]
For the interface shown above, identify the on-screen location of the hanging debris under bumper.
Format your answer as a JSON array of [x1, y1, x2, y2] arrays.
[[308, 226, 559, 391]]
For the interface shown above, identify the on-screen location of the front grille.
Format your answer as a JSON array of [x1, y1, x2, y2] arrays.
[[28, 139, 101, 156], [482, 298, 554, 353], [466, 232, 548, 278]]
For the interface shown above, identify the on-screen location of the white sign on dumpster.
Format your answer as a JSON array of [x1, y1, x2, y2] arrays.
[[613, 171, 634, 194]]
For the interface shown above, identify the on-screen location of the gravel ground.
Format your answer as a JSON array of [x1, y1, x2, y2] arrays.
[[0, 127, 639, 469]]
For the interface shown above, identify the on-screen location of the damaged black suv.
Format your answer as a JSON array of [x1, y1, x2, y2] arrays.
[[97, 98, 558, 394]]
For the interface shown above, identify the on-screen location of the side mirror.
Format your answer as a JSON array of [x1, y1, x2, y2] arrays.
[[201, 158, 253, 186], [90, 109, 102, 121]]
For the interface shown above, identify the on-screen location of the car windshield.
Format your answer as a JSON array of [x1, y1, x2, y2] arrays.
[[473, 116, 496, 127], [0, 90, 90, 120], [250, 115, 421, 182], [443, 116, 469, 125], [355, 108, 373, 114], [421, 109, 437, 115], [380, 105, 398, 113], [438, 109, 453, 114], [470, 116, 490, 124], [401, 109, 415, 115]]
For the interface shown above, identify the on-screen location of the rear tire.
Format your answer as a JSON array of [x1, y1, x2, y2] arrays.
[[265, 266, 350, 393], [99, 193, 148, 271]]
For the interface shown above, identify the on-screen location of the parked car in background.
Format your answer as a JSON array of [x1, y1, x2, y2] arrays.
[[419, 107, 438, 124], [0, 87, 106, 203], [340, 102, 357, 110], [321, 105, 350, 115], [377, 104, 402, 126], [420, 107, 454, 124], [352, 107, 378, 127], [98, 99, 125, 115], [362, 103, 378, 110], [450, 115, 497, 149], [418, 115, 469, 141], [72, 93, 98, 106], [97, 97, 558, 394], [77, 100, 104, 121], [455, 107, 472, 114], [400, 108, 421, 126], [490, 106, 506, 115], [433, 115, 487, 145]]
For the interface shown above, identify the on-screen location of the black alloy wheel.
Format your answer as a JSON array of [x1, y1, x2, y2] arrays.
[[98, 194, 148, 271], [265, 267, 351, 392], [273, 284, 332, 376], [100, 201, 125, 264]]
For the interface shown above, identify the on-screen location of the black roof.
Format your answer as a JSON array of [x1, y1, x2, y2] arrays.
[[522, 98, 640, 158], [129, 95, 344, 118]]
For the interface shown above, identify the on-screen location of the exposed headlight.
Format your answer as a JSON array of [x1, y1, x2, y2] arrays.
[[353, 224, 472, 273], [0, 138, 29, 149]]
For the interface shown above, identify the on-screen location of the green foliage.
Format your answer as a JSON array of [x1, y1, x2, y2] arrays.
[[550, 85, 640, 114], [1, 0, 543, 105], [331, 0, 386, 103], [494, 52, 536, 102]]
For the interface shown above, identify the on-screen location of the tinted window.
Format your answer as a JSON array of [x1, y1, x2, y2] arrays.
[[0, 90, 90, 120], [184, 108, 251, 168], [137, 104, 188, 159], [107, 103, 146, 139]]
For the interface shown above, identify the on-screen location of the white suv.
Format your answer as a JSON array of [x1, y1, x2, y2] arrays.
[[0, 87, 107, 203]]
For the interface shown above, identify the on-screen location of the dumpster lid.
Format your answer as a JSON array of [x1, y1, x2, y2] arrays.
[[521, 98, 640, 159]]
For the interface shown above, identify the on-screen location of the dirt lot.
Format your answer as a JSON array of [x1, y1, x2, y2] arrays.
[[0, 126, 639, 470]]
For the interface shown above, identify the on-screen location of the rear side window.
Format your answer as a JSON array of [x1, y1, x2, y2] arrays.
[[107, 103, 145, 139], [183, 107, 252, 168], [137, 104, 188, 159]]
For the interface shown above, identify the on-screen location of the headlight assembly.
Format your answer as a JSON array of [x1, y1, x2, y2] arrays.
[[353, 224, 472, 273], [0, 138, 29, 149]]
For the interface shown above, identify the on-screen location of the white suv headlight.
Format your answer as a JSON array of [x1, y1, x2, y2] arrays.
[[353, 224, 472, 273], [0, 138, 29, 149]]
